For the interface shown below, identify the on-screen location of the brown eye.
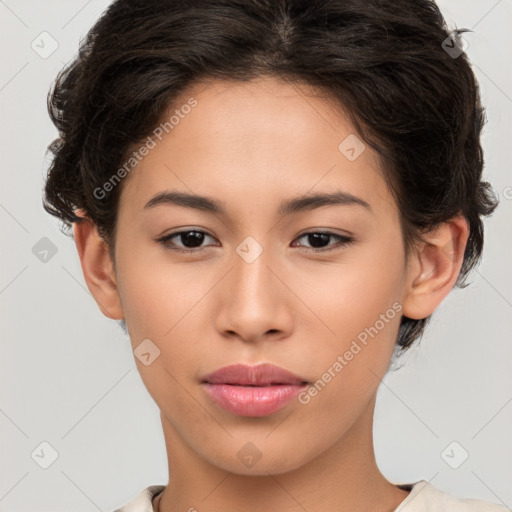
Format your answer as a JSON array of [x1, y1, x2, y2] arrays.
[[292, 232, 354, 252], [157, 230, 216, 253]]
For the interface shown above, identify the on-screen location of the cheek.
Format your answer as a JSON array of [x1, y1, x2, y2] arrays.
[[114, 252, 215, 383], [115, 246, 200, 336], [310, 234, 405, 339], [114, 258, 207, 409], [297, 230, 405, 396]]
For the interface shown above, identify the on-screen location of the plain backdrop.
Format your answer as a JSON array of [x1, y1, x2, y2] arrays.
[[0, 1, 511, 511]]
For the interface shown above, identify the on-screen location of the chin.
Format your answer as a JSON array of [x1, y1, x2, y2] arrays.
[[205, 443, 310, 476]]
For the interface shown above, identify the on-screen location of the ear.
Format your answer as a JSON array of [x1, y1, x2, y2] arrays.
[[72, 210, 124, 320], [402, 215, 469, 320]]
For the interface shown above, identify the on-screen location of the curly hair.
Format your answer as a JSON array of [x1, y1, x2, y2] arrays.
[[42, 0, 498, 353]]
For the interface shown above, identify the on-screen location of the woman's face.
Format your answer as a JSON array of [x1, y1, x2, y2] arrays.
[[110, 76, 411, 474]]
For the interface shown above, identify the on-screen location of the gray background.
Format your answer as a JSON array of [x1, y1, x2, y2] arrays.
[[1, 1, 511, 511]]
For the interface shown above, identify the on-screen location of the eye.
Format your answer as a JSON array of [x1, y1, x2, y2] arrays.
[[291, 231, 354, 252], [156, 229, 354, 254], [156, 229, 217, 253]]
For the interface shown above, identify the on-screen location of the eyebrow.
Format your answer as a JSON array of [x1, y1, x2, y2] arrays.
[[143, 189, 371, 216]]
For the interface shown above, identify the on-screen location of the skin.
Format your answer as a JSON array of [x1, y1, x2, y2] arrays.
[[73, 76, 469, 512]]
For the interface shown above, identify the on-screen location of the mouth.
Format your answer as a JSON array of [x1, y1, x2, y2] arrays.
[[206, 382, 308, 386], [201, 362, 309, 386], [200, 363, 309, 417]]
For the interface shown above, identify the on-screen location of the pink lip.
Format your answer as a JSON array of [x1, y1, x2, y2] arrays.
[[201, 363, 308, 417]]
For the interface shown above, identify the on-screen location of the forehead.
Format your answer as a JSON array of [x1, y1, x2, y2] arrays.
[[117, 76, 392, 221], [168, 75, 359, 155]]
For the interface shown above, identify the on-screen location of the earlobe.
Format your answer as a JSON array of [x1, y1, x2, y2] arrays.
[[72, 212, 124, 320], [402, 216, 469, 320]]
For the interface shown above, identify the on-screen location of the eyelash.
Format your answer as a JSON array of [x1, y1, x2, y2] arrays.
[[156, 229, 354, 254]]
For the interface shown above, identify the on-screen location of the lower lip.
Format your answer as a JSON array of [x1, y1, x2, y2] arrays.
[[202, 383, 307, 417]]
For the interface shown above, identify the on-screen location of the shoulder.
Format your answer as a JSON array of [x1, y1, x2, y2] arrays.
[[113, 485, 166, 512], [395, 480, 510, 512]]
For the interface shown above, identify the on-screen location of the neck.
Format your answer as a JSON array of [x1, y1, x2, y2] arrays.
[[154, 395, 410, 512]]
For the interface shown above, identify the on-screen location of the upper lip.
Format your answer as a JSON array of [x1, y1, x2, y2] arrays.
[[201, 363, 308, 386]]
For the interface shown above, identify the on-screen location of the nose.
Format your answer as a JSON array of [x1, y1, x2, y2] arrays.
[[213, 242, 294, 344]]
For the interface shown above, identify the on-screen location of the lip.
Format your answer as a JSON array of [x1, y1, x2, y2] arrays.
[[201, 363, 309, 417]]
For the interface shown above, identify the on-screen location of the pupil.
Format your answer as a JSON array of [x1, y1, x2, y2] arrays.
[[309, 233, 329, 248], [182, 231, 204, 248]]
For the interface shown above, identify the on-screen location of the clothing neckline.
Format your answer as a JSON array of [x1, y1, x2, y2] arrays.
[[393, 480, 429, 511], [151, 487, 164, 512], [148, 481, 427, 512]]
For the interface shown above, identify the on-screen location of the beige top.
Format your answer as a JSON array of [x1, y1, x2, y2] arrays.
[[113, 480, 509, 512]]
